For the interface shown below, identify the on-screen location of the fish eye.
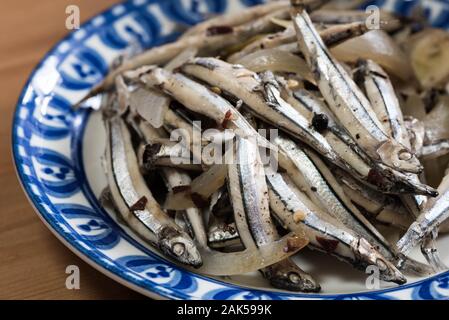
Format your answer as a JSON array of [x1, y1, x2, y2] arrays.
[[398, 150, 412, 161], [172, 242, 186, 257]]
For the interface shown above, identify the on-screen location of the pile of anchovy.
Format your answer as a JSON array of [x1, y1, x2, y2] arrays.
[[79, 0, 449, 292]]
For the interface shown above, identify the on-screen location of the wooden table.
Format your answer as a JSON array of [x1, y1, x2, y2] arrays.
[[0, 0, 145, 300]]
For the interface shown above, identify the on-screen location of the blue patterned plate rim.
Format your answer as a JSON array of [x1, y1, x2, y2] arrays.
[[11, 0, 449, 300]]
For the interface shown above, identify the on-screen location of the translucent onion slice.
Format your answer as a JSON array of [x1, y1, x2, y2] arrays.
[[130, 88, 170, 128], [233, 48, 315, 84], [442, 216, 449, 233], [424, 96, 449, 142], [423, 154, 449, 189], [402, 93, 427, 121], [163, 164, 227, 210], [375, 209, 413, 231], [331, 30, 413, 81], [270, 17, 292, 29], [409, 29, 449, 89], [165, 47, 198, 71], [192, 232, 308, 276]]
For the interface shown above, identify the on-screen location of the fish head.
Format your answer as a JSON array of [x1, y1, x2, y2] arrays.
[[356, 238, 407, 285], [377, 140, 423, 174], [263, 261, 321, 293], [158, 226, 203, 268]]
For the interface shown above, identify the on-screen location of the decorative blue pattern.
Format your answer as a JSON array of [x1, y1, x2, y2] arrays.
[[30, 95, 73, 139], [57, 204, 120, 250], [59, 47, 109, 90], [11, 0, 449, 300]]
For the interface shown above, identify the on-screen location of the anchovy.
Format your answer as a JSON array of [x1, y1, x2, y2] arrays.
[[291, 3, 423, 174], [274, 135, 431, 275], [228, 21, 368, 63], [260, 259, 321, 292], [339, 172, 404, 214], [141, 68, 270, 148], [141, 141, 202, 171], [208, 219, 240, 249], [354, 62, 424, 205], [163, 108, 206, 165], [207, 189, 241, 249], [104, 114, 202, 267], [397, 172, 449, 256], [333, 170, 414, 231], [356, 59, 411, 150], [77, 7, 293, 103], [161, 168, 208, 244], [265, 166, 406, 284], [421, 140, 449, 160], [181, 58, 436, 196], [288, 89, 373, 178], [355, 60, 444, 271], [181, 58, 350, 172], [288, 89, 437, 197], [181, 0, 290, 38], [136, 117, 302, 276], [310, 9, 401, 32], [228, 136, 314, 291]]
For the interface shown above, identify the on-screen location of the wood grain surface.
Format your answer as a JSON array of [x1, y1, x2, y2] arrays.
[[0, 0, 145, 300]]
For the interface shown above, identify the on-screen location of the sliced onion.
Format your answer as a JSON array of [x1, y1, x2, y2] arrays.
[[402, 93, 427, 121], [424, 96, 449, 142], [163, 164, 227, 210], [165, 47, 198, 71], [270, 17, 292, 29], [409, 29, 449, 89], [193, 232, 308, 276], [375, 208, 413, 231], [130, 88, 170, 129], [423, 154, 449, 189], [233, 48, 315, 84], [331, 30, 413, 81], [115, 75, 130, 115], [441, 219, 449, 233]]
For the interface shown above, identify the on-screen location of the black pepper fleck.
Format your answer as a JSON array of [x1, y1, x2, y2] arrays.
[[311, 113, 329, 133]]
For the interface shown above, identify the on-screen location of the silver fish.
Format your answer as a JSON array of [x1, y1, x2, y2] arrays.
[[228, 136, 314, 291], [76, 8, 293, 105], [181, 0, 290, 38], [104, 114, 202, 267], [161, 167, 208, 246], [207, 189, 241, 249], [356, 60, 443, 271], [397, 172, 449, 256], [336, 171, 412, 229], [228, 21, 368, 63], [141, 141, 202, 171], [136, 118, 301, 276], [274, 135, 431, 275], [261, 71, 352, 168], [310, 9, 401, 32], [141, 68, 269, 148], [265, 166, 406, 284], [291, 3, 422, 174], [356, 59, 411, 150], [421, 140, 449, 160], [181, 58, 350, 172], [289, 89, 437, 196], [181, 58, 436, 196]]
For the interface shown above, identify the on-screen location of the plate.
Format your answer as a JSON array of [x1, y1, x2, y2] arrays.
[[12, 0, 449, 300]]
